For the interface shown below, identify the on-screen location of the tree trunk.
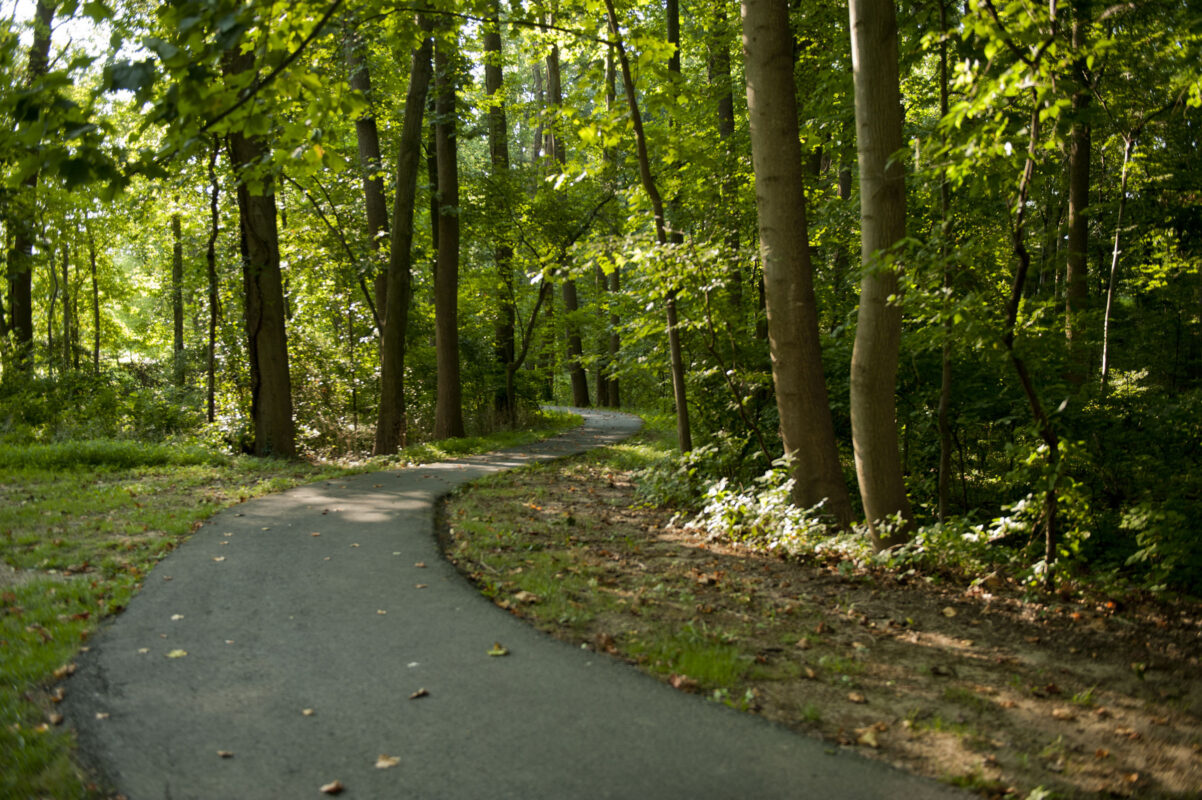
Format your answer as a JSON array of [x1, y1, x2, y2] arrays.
[[604, 0, 691, 451], [206, 140, 220, 423], [483, 2, 517, 419], [433, 28, 465, 440], [1099, 137, 1134, 395], [224, 50, 294, 458], [708, 4, 742, 317], [608, 268, 621, 407], [89, 227, 100, 373], [47, 249, 57, 371], [345, 24, 391, 323], [62, 244, 72, 368], [374, 21, 433, 454], [6, 0, 55, 373], [1064, 0, 1091, 384], [936, 0, 954, 523], [545, 37, 590, 408], [172, 212, 186, 386], [743, 0, 854, 527], [848, 0, 913, 546]]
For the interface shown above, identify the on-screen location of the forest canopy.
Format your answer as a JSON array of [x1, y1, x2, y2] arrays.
[[1, 0, 1200, 593]]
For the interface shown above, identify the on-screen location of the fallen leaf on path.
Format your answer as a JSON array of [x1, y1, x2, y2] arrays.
[[375, 754, 401, 769], [48, 712, 63, 725], [311, 532, 321, 537], [217, 750, 234, 758], [1052, 708, 1076, 721], [668, 674, 699, 692], [414, 562, 426, 568], [848, 692, 867, 704], [95, 712, 109, 720], [409, 688, 429, 699], [942, 607, 957, 618], [302, 708, 316, 716], [1095, 748, 1110, 759], [52, 663, 76, 679], [137, 648, 150, 654], [514, 591, 540, 604], [166, 649, 188, 658], [170, 614, 184, 621], [377, 609, 387, 615], [855, 727, 879, 748], [415, 584, 428, 589], [319, 780, 344, 794], [488, 642, 509, 657], [350, 543, 360, 548], [212, 556, 225, 562]]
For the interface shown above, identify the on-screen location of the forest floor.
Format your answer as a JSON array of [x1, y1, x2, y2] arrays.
[[443, 443, 1202, 800]]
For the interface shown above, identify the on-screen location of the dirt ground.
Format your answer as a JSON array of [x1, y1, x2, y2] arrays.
[[442, 456, 1202, 799]]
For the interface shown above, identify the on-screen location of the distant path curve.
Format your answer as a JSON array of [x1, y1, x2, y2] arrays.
[[66, 408, 965, 799]]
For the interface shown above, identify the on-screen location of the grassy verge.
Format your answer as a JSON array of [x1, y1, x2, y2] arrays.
[[444, 417, 1202, 799], [0, 409, 578, 798]]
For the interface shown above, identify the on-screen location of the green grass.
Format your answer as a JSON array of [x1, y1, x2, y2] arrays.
[[0, 410, 579, 798]]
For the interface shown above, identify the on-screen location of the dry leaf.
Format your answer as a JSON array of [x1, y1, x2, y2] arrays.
[[302, 708, 316, 716], [414, 562, 426, 568], [1095, 748, 1111, 759], [848, 692, 867, 704], [52, 663, 76, 680], [95, 712, 110, 720], [375, 754, 401, 769], [513, 591, 540, 604], [1052, 707, 1076, 721], [415, 584, 428, 589], [376, 609, 387, 615], [48, 712, 63, 725], [855, 727, 879, 748], [166, 649, 188, 658], [170, 614, 184, 621], [409, 688, 429, 700], [803, 667, 817, 680], [217, 750, 234, 758], [487, 642, 509, 657], [942, 606, 957, 618], [668, 673, 700, 693], [212, 556, 226, 562], [319, 780, 344, 795], [311, 532, 321, 537]]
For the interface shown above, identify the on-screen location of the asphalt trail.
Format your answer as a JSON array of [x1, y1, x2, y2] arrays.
[[65, 408, 966, 799]]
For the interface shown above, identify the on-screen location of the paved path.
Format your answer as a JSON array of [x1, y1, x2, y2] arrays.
[[66, 409, 965, 799]]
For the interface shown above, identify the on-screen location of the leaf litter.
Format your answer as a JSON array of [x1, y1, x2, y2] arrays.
[[442, 451, 1202, 799]]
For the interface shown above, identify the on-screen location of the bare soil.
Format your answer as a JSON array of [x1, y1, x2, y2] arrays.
[[443, 455, 1202, 799]]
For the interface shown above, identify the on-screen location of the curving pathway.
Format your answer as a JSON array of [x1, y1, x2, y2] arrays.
[[65, 409, 966, 799]]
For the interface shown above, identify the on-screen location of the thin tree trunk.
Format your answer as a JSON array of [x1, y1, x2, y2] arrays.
[[483, 2, 517, 419], [604, 0, 691, 451], [936, 0, 954, 523], [608, 268, 621, 407], [206, 140, 220, 423], [433, 28, 465, 440], [743, 0, 853, 526], [172, 212, 186, 386], [6, 0, 55, 373], [1099, 136, 1134, 395], [62, 243, 72, 367], [374, 21, 433, 454], [1064, 0, 1091, 384], [708, 4, 742, 316], [89, 227, 100, 373], [345, 23, 391, 324], [545, 37, 590, 408], [848, 0, 914, 546], [47, 248, 57, 371]]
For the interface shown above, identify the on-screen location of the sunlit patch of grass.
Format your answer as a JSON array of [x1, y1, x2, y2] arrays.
[[626, 622, 751, 688]]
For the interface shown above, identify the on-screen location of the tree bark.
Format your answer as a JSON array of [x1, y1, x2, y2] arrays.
[[224, 50, 294, 457], [206, 140, 220, 423], [743, 0, 852, 526], [936, 0, 954, 523], [1099, 136, 1134, 395], [433, 28, 465, 440], [545, 37, 590, 408], [172, 212, 186, 386], [604, 0, 691, 451], [483, 2, 517, 418], [848, 0, 913, 546], [1064, 0, 1091, 383], [88, 227, 100, 373], [374, 21, 433, 454], [5, 0, 55, 373], [345, 24, 391, 323], [62, 243, 72, 368]]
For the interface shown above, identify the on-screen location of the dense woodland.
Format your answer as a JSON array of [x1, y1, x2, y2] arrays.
[[1, 0, 1200, 592]]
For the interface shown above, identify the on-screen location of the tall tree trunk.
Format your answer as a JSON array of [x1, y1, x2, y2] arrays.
[[848, 0, 913, 546], [743, 0, 854, 527], [172, 212, 186, 386], [47, 249, 57, 372], [607, 268, 621, 407], [594, 263, 610, 405], [206, 140, 220, 423], [89, 227, 100, 373], [604, 0, 691, 451], [374, 21, 433, 454], [483, 2, 517, 419], [708, 4, 742, 317], [1099, 136, 1134, 395], [1064, 0, 1091, 384], [62, 243, 72, 368], [545, 37, 590, 408], [225, 50, 294, 458], [936, 0, 954, 523], [345, 23, 390, 323], [433, 28, 465, 440], [6, 0, 55, 373]]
